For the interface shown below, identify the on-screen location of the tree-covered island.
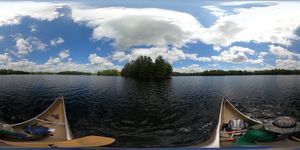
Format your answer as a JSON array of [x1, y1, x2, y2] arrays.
[[121, 56, 173, 79]]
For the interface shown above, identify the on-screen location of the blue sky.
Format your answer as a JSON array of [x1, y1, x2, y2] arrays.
[[0, 0, 300, 73]]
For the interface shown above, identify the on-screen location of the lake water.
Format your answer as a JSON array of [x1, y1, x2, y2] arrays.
[[0, 75, 299, 147]]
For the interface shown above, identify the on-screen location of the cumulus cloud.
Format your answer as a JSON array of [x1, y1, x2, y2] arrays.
[[2, 1, 300, 71], [1, 59, 86, 72], [269, 45, 300, 59], [221, 1, 276, 6], [46, 56, 61, 65], [71, 7, 202, 50], [202, 5, 228, 18], [59, 49, 70, 59], [13, 36, 47, 57], [30, 37, 47, 50], [0, 1, 64, 26], [0, 35, 4, 41], [15, 37, 32, 56], [211, 46, 261, 64], [46, 49, 70, 65], [71, 2, 300, 54], [201, 2, 300, 48], [29, 25, 38, 32], [2, 1, 300, 53], [268, 45, 300, 69], [258, 52, 268, 59], [174, 64, 203, 73], [0, 53, 11, 64], [88, 53, 114, 67], [50, 37, 65, 46], [112, 47, 210, 64], [1, 54, 120, 73], [275, 59, 300, 69]]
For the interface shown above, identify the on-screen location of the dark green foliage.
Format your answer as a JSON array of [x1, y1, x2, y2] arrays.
[[97, 69, 120, 76], [31, 72, 56, 75], [57, 71, 91, 75], [172, 69, 300, 76], [0, 69, 29, 74], [121, 55, 172, 79]]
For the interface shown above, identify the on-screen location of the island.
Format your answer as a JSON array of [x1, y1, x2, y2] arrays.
[[121, 56, 173, 79]]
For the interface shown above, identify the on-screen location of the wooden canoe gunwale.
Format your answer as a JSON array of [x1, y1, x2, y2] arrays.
[[62, 96, 73, 140], [11, 97, 60, 127], [222, 98, 262, 124], [189, 98, 262, 148], [6, 96, 73, 142], [0, 96, 116, 148]]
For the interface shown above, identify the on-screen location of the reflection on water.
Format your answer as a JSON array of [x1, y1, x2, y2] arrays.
[[0, 75, 299, 147]]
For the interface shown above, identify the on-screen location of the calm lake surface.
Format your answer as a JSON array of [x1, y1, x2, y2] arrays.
[[0, 75, 299, 147]]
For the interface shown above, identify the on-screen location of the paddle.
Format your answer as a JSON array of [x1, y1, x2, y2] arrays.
[[0, 135, 115, 148]]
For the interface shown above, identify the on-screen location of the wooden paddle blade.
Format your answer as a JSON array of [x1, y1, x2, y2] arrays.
[[0, 136, 115, 148]]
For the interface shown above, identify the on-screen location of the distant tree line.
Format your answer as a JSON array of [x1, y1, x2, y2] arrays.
[[2, 68, 300, 76], [0, 69, 29, 74], [121, 56, 173, 79], [57, 71, 91, 75], [97, 69, 120, 76], [172, 69, 300, 76]]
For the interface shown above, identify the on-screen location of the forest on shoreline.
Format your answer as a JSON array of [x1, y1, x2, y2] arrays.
[[1, 68, 300, 76]]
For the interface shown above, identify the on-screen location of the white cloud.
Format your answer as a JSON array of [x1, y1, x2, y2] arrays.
[[89, 53, 114, 67], [211, 46, 260, 64], [174, 64, 203, 73], [275, 59, 300, 69], [0, 53, 11, 64], [202, 5, 228, 18], [4, 59, 38, 72], [59, 49, 70, 59], [0, 35, 4, 41], [246, 51, 268, 64], [50, 37, 64, 46], [221, 1, 276, 6], [1, 57, 121, 73], [269, 45, 300, 59], [29, 25, 37, 32], [112, 51, 132, 62], [30, 37, 47, 50], [46, 49, 70, 65], [0, 1, 64, 26], [201, 2, 300, 48], [71, 7, 202, 50], [1, 1, 299, 60], [15, 37, 32, 56], [46, 56, 61, 65], [71, 2, 300, 52], [258, 52, 268, 59], [112, 47, 210, 64], [13, 36, 47, 57], [248, 58, 264, 64]]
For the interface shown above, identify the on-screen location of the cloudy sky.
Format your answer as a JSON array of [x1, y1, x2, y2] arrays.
[[0, 0, 300, 73]]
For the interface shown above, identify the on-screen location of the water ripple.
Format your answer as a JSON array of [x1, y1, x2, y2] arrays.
[[0, 75, 299, 147]]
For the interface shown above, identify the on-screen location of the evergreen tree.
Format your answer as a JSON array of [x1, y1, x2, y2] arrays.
[[121, 55, 172, 79]]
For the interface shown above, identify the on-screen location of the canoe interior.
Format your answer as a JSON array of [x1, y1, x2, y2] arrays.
[[8, 97, 70, 142], [220, 99, 300, 148]]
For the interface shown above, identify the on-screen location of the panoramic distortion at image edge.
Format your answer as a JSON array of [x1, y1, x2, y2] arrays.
[[0, 0, 300, 148], [0, 0, 300, 72]]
